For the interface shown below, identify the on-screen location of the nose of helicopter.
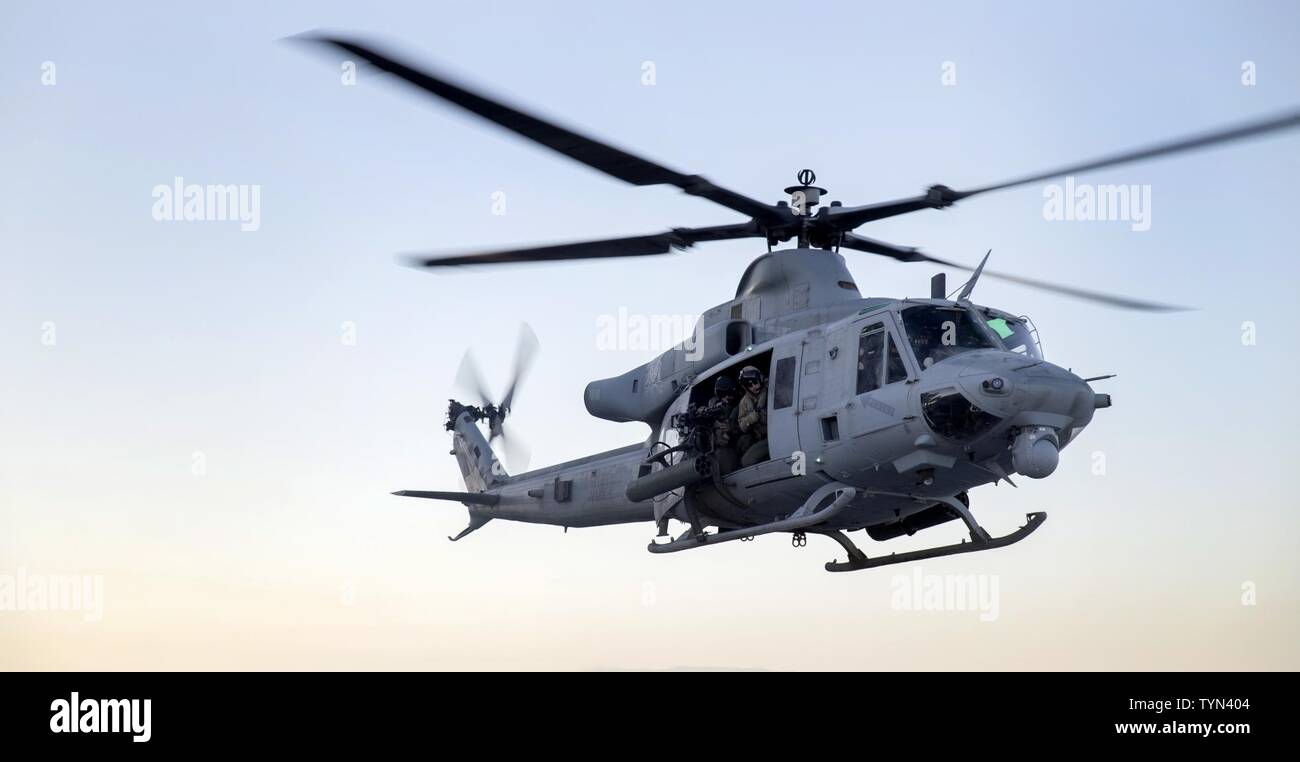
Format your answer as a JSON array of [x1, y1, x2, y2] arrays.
[[950, 352, 1107, 477]]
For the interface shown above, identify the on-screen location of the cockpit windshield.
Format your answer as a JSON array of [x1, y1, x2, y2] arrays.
[[899, 305, 997, 369], [983, 312, 1044, 359]]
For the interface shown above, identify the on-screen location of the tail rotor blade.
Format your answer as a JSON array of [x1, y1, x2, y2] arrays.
[[501, 323, 539, 412], [453, 350, 493, 405], [499, 423, 531, 473]]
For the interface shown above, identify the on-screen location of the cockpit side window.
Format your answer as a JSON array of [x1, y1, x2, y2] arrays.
[[886, 334, 907, 384], [985, 314, 1044, 359], [856, 323, 908, 394], [900, 306, 996, 370]]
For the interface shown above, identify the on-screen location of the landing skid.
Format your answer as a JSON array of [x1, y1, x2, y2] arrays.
[[821, 512, 1046, 572], [648, 485, 1046, 572], [647, 482, 857, 554]]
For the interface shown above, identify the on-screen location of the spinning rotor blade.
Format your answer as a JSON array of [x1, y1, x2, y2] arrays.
[[497, 325, 534, 470], [453, 350, 492, 404], [409, 222, 760, 268], [497, 423, 532, 473], [454, 324, 541, 413], [500, 323, 539, 413], [835, 233, 929, 263], [298, 34, 787, 226], [450, 324, 539, 471], [960, 107, 1300, 197], [839, 233, 1188, 312], [826, 107, 1300, 230]]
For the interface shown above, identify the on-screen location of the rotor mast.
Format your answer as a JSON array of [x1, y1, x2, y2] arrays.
[[782, 168, 836, 249]]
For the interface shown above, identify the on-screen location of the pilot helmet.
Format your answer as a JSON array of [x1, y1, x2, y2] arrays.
[[738, 366, 763, 388], [714, 375, 738, 398]]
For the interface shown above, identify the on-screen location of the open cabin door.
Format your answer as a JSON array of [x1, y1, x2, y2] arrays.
[[766, 349, 800, 465]]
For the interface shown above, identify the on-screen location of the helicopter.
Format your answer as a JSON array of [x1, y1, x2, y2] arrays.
[[298, 34, 1300, 571]]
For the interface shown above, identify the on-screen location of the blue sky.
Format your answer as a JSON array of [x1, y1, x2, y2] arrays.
[[2, 1, 1298, 669]]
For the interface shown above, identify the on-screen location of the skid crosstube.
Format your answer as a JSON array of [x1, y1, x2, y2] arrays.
[[821, 512, 1047, 572]]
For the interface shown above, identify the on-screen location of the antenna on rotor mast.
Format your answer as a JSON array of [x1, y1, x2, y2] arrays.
[[784, 168, 829, 248]]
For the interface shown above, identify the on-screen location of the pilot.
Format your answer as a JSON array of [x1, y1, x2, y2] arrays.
[[736, 365, 769, 467], [708, 375, 741, 472]]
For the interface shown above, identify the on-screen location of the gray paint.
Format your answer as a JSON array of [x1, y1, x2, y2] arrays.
[[410, 247, 1106, 568]]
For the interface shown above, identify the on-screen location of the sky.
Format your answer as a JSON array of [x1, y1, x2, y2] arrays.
[[1, 0, 1298, 670]]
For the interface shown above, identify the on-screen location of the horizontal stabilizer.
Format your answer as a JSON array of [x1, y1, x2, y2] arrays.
[[392, 490, 500, 506]]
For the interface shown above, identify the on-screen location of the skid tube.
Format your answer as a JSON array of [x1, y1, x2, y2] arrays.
[[820, 511, 1047, 572]]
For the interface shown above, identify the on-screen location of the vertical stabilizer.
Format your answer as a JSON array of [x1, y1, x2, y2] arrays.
[[447, 402, 505, 491]]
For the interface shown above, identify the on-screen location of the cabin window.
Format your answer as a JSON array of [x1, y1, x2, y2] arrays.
[[773, 356, 796, 409], [856, 324, 907, 394]]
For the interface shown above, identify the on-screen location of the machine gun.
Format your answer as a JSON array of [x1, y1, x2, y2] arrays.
[[670, 398, 735, 455]]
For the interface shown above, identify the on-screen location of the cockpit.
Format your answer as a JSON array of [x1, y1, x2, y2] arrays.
[[896, 304, 1043, 369], [890, 303, 1048, 445], [898, 305, 995, 369]]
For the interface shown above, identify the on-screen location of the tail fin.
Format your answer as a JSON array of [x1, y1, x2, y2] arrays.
[[447, 401, 505, 491]]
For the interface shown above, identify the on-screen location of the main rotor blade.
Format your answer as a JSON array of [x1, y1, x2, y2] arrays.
[[826, 107, 1300, 230], [839, 233, 1188, 311], [500, 323, 539, 413], [408, 223, 760, 268], [961, 107, 1300, 197], [298, 34, 787, 226], [835, 233, 930, 262]]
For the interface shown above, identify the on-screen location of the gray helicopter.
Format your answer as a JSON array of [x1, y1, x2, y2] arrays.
[[299, 35, 1300, 571]]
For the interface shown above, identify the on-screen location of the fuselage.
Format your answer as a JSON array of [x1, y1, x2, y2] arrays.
[[456, 247, 1106, 536]]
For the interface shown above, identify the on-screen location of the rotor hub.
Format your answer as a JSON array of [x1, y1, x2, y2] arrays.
[[783, 168, 828, 217]]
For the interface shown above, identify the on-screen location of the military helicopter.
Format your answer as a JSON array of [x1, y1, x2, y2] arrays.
[[298, 35, 1300, 571]]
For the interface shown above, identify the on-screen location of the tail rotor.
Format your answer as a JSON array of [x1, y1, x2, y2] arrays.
[[450, 323, 538, 472]]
